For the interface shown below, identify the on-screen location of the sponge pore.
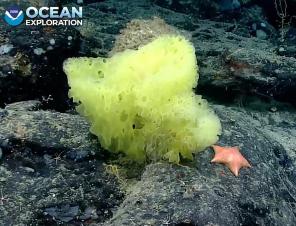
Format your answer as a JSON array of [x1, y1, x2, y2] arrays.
[[64, 35, 221, 163]]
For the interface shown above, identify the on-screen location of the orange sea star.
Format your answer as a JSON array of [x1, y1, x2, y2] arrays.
[[211, 145, 251, 176]]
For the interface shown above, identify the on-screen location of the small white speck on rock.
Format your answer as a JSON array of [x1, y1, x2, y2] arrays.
[[49, 39, 55, 45], [269, 107, 277, 112], [34, 48, 46, 55], [0, 44, 13, 55], [278, 47, 285, 52], [260, 22, 266, 27]]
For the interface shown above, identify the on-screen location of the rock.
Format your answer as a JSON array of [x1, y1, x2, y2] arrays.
[[4, 100, 41, 111], [33, 48, 46, 56], [152, 0, 230, 16], [104, 104, 296, 226], [20, 166, 35, 174], [1, 0, 295, 109], [109, 17, 183, 56], [219, 0, 241, 11], [250, 21, 274, 40], [191, 18, 296, 107], [0, 0, 295, 225], [0, 152, 124, 225], [0, 100, 295, 225], [80, 206, 99, 220], [278, 28, 296, 58], [70, 0, 296, 107], [0, 44, 13, 55], [44, 205, 80, 223], [0, 102, 100, 160], [0, 0, 80, 110], [0, 102, 124, 225], [256, 29, 268, 39]]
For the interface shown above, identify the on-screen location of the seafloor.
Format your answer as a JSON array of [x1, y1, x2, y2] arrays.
[[0, 0, 296, 225]]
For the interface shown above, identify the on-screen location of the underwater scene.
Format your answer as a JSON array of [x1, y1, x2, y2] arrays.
[[0, 0, 296, 225]]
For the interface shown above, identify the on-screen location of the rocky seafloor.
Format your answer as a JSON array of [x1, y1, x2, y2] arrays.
[[0, 0, 296, 225]]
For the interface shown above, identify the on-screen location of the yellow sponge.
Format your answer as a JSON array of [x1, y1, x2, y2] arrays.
[[64, 35, 221, 163]]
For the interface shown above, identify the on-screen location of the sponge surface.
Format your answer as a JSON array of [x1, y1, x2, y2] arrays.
[[64, 36, 221, 163]]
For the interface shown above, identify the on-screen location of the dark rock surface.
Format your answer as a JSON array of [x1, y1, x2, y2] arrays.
[[0, 0, 80, 110], [65, 0, 296, 106], [0, 101, 295, 225], [1, 0, 295, 108], [0, 101, 124, 225], [0, 100, 99, 160], [103, 104, 296, 226], [193, 19, 296, 107], [0, 0, 295, 225]]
